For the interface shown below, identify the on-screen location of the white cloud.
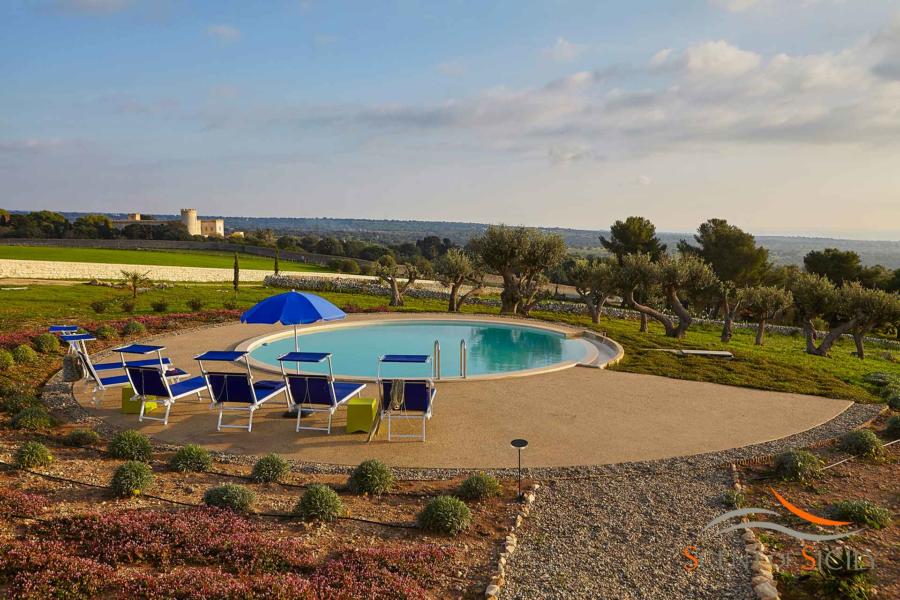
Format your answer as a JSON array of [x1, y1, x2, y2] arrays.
[[682, 41, 762, 77], [543, 37, 586, 62], [650, 48, 673, 67], [207, 24, 241, 43], [636, 175, 652, 185], [711, 0, 847, 12]]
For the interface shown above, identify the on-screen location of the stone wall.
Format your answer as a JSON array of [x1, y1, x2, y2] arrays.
[[0, 238, 369, 268]]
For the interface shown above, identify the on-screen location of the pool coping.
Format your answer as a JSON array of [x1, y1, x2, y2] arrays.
[[234, 312, 624, 381]]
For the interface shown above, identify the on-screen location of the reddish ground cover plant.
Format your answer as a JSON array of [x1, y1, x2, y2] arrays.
[[38, 507, 315, 572], [0, 540, 114, 599], [0, 488, 48, 519], [117, 567, 316, 600]]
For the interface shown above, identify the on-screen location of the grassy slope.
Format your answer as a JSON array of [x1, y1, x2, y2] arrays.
[[1, 283, 897, 402], [0, 245, 326, 273]]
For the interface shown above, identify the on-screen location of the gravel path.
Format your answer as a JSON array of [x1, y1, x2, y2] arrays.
[[503, 467, 751, 600], [501, 403, 884, 600]]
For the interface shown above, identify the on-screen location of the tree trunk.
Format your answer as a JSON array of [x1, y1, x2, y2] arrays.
[[388, 278, 404, 306], [802, 319, 817, 354], [447, 282, 461, 312], [639, 313, 649, 332], [628, 290, 677, 336], [457, 284, 481, 312], [499, 272, 520, 314], [852, 331, 866, 360], [755, 320, 766, 346], [808, 319, 857, 356], [667, 289, 693, 339]]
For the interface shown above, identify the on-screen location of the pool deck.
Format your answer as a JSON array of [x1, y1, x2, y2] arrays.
[[73, 317, 853, 469]]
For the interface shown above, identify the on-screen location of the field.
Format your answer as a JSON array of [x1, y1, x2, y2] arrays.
[[0, 245, 326, 273], [0, 282, 897, 403]]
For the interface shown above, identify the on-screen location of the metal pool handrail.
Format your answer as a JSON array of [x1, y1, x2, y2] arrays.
[[460, 339, 467, 378]]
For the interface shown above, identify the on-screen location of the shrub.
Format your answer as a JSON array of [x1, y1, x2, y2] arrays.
[[1, 393, 40, 414], [170, 444, 212, 472], [150, 299, 169, 313], [293, 484, 343, 522], [0, 541, 115, 599], [0, 349, 13, 370], [417, 495, 471, 535], [457, 472, 502, 500], [839, 430, 883, 458], [64, 428, 100, 447], [11, 405, 53, 430], [121, 320, 146, 336], [251, 453, 289, 483], [885, 415, 900, 439], [881, 383, 900, 400], [11, 344, 38, 364], [32, 333, 60, 353], [203, 484, 255, 512], [337, 258, 361, 274], [94, 324, 118, 340], [15, 441, 53, 469], [187, 297, 205, 311], [347, 459, 394, 495], [90, 300, 109, 313], [888, 394, 900, 411], [0, 488, 49, 519], [829, 500, 892, 529], [107, 429, 153, 461], [223, 297, 238, 310], [111, 461, 154, 497], [722, 489, 746, 509], [121, 299, 136, 313], [863, 372, 897, 386], [773, 450, 823, 482]]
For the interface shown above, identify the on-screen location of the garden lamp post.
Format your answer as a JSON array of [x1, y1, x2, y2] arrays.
[[510, 438, 528, 499]]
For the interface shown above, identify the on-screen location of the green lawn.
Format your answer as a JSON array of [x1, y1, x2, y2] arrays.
[[1, 283, 897, 402], [0, 245, 326, 273]]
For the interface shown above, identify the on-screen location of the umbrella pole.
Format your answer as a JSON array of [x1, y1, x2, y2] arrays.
[[294, 324, 300, 374]]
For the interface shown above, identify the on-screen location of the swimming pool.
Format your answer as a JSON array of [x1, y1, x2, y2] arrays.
[[246, 319, 604, 379]]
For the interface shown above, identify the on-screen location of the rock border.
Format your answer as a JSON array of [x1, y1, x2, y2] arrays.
[[485, 483, 540, 599], [731, 464, 781, 600]]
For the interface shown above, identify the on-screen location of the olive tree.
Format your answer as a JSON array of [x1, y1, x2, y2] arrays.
[[744, 286, 793, 345], [843, 283, 900, 359], [619, 253, 718, 338], [376, 255, 424, 307], [434, 249, 485, 312], [469, 225, 566, 315], [566, 257, 618, 324], [719, 283, 748, 343], [790, 273, 851, 356]]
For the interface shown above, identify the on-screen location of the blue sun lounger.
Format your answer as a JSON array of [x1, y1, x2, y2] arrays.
[[74, 340, 185, 406], [278, 352, 366, 434], [124, 363, 207, 425], [376, 354, 436, 442], [195, 351, 287, 432]]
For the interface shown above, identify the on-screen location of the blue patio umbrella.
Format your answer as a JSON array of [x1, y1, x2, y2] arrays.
[[240, 290, 346, 354]]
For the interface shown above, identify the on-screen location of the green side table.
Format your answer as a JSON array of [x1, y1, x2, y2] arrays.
[[121, 387, 157, 415], [346, 397, 377, 434]]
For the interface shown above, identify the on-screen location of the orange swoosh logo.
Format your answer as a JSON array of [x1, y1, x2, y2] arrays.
[[770, 488, 851, 527]]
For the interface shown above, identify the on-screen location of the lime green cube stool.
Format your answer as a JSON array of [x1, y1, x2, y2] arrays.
[[346, 397, 377, 434], [121, 387, 157, 415]]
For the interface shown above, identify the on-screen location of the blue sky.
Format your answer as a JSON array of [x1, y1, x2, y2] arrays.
[[2, 0, 899, 239]]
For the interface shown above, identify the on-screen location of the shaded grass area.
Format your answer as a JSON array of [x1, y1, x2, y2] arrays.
[[1, 283, 898, 402], [0, 245, 326, 273]]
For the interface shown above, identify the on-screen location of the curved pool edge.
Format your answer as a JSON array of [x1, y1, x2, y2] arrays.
[[234, 313, 623, 382]]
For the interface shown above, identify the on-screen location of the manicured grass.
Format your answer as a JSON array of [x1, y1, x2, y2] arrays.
[[1, 283, 897, 402], [0, 245, 326, 273]]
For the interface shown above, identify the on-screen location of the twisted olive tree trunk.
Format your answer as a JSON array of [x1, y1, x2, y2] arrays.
[[627, 289, 678, 337], [806, 319, 857, 356], [499, 272, 521, 314]]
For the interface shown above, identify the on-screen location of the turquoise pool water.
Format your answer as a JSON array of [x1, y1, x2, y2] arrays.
[[249, 320, 594, 378]]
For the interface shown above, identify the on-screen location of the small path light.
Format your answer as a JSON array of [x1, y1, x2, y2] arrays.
[[510, 438, 529, 499]]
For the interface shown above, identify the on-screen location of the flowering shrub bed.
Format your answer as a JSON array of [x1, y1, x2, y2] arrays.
[[0, 488, 48, 519], [38, 508, 315, 572], [3, 506, 451, 600]]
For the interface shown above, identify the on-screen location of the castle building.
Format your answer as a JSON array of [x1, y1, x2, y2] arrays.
[[111, 208, 224, 237]]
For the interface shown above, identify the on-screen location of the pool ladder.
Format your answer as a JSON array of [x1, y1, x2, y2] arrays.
[[432, 339, 468, 379]]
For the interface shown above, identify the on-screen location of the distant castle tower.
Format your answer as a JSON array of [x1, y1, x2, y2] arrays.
[[180, 208, 201, 236]]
